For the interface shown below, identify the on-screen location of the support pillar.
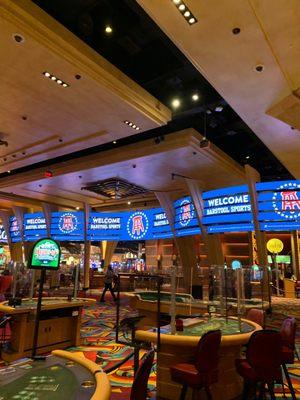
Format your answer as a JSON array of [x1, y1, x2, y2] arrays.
[[101, 240, 118, 268], [42, 203, 59, 287], [155, 192, 198, 291], [185, 179, 224, 266], [291, 231, 300, 279], [245, 165, 269, 300], [83, 203, 91, 290]]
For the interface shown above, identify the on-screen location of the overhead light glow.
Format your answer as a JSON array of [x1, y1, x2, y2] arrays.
[[172, 1, 197, 25], [43, 71, 69, 88], [105, 25, 113, 34], [113, 140, 117, 144], [123, 120, 140, 131], [127, 201, 131, 205], [215, 105, 223, 112], [246, 155, 250, 159], [192, 93, 199, 101], [171, 98, 181, 109], [76, 206, 80, 210]]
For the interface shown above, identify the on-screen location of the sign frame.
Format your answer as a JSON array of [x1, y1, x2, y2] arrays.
[[29, 238, 61, 270]]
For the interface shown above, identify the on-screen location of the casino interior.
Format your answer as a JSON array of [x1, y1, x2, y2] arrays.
[[0, 1, 299, 399]]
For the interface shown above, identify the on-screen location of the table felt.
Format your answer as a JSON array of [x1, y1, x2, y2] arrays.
[[160, 317, 255, 336], [0, 356, 95, 400]]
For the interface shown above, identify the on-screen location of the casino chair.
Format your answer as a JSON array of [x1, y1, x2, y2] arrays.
[[170, 330, 222, 400], [245, 308, 265, 328], [130, 348, 155, 400], [280, 317, 297, 400], [235, 330, 283, 400]]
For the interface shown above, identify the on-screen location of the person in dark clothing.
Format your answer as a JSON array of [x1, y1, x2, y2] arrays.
[[100, 265, 117, 302]]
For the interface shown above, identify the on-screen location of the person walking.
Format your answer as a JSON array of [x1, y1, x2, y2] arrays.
[[100, 265, 117, 302]]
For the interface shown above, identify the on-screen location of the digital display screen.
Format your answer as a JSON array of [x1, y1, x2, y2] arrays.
[[30, 238, 61, 270]]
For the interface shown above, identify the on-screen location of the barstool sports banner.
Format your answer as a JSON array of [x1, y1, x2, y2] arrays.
[[6, 180, 300, 242]]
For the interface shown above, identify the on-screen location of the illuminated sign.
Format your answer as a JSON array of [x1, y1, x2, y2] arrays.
[[257, 180, 300, 231], [126, 211, 149, 240], [24, 212, 47, 241], [0, 225, 7, 243], [51, 211, 84, 241], [29, 238, 61, 270], [9, 216, 22, 243], [174, 196, 200, 236], [202, 185, 253, 233]]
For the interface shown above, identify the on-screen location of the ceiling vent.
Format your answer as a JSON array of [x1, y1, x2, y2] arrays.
[[82, 177, 150, 199]]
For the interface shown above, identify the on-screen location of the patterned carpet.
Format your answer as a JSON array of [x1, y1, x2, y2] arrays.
[[74, 293, 300, 400], [0, 293, 299, 399]]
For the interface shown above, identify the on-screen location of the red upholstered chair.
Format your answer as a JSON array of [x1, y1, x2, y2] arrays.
[[280, 317, 297, 400], [246, 308, 265, 327], [130, 348, 154, 400], [170, 330, 222, 400], [236, 330, 282, 400]]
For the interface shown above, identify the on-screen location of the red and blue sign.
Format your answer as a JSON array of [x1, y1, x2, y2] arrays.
[[5, 181, 300, 243], [257, 180, 300, 230]]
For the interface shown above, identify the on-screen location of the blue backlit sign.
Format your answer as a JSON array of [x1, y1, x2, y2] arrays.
[[174, 196, 200, 236], [51, 211, 84, 241], [9, 216, 22, 243], [202, 185, 253, 233], [256, 180, 300, 231], [23, 212, 47, 241]]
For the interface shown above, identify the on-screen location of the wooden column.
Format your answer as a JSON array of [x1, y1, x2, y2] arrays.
[[12, 206, 28, 263], [42, 202, 59, 287], [186, 179, 224, 266], [245, 165, 269, 300], [101, 240, 118, 268], [155, 192, 198, 291], [83, 203, 91, 290], [291, 231, 300, 279]]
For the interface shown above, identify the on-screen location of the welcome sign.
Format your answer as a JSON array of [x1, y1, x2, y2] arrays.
[[202, 185, 254, 233]]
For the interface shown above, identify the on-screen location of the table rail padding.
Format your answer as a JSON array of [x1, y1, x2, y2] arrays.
[[52, 349, 111, 400]]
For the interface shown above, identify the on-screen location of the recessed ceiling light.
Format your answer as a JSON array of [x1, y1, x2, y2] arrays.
[[43, 72, 69, 88], [124, 120, 140, 130], [76, 206, 80, 210], [113, 140, 117, 144], [127, 201, 131, 205], [246, 155, 250, 159], [172, 1, 197, 25], [171, 98, 181, 109], [192, 93, 199, 101], [215, 105, 223, 112], [7, 170, 11, 173], [105, 25, 113, 34]]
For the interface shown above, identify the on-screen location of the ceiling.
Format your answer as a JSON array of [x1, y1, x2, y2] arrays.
[[137, 0, 300, 178], [0, 0, 170, 172], [29, 0, 293, 181], [0, 129, 247, 210]]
